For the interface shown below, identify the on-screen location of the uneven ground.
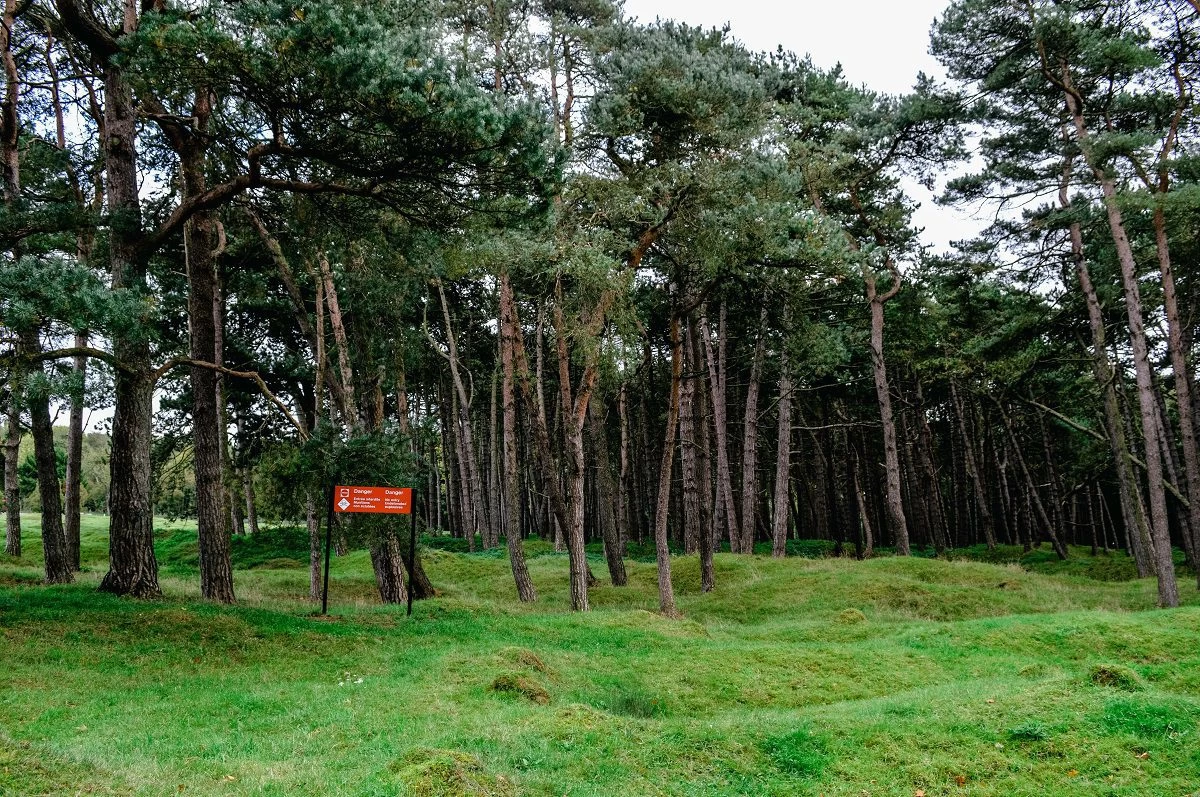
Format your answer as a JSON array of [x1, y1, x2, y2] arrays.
[[2, 514, 1199, 796]]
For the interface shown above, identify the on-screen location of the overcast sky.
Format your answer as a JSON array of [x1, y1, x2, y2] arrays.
[[619, 0, 984, 250]]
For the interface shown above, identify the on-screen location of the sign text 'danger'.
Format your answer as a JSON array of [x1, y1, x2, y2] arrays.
[[333, 485, 412, 514]]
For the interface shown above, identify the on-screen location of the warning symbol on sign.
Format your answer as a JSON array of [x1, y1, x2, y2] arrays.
[[333, 485, 412, 514]]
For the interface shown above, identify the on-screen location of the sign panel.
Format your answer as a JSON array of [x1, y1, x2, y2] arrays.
[[333, 485, 412, 515]]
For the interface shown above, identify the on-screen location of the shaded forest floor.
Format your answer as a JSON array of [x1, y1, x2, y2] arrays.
[[2, 515, 1199, 796]]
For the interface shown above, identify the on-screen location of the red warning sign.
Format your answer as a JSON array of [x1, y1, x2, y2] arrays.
[[333, 485, 412, 515]]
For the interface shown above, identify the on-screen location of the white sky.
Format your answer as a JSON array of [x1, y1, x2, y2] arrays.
[[620, 0, 986, 251]]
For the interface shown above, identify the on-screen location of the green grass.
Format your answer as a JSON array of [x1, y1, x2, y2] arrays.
[[2, 513, 1200, 796]]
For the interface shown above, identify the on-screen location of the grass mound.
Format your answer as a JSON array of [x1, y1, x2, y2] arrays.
[[4, 514, 1200, 796], [489, 673, 550, 704], [834, 607, 867, 624], [391, 749, 515, 797], [1089, 663, 1146, 691], [1096, 698, 1198, 740]]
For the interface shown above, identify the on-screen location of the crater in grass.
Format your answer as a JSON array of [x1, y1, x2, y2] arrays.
[[391, 748, 515, 797], [591, 683, 670, 718], [761, 725, 831, 778]]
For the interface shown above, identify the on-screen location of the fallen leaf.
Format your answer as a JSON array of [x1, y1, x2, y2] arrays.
[[915, 789, 926, 797], [1135, 752, 1150, 760], [986, 698, 995, 704], [1068, 769, 1079, 777], [955, 774, 967, 786]]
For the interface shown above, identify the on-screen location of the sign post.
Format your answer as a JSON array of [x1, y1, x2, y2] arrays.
[[324, 485, 415, 615]]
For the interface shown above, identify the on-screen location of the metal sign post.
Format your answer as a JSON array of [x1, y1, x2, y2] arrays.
[[323, 484, 415, 615]]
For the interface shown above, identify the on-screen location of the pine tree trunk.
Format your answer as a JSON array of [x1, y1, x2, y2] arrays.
[[64, 334, 86, 570], [867, 282, 910, 555], [914, 380, 949, 553], [691, 322, 715, 592], [1063, 73, 1179, 606], [500, 271, 583, 607], [1151, 204, 1200, 589], [653, 314, 683, 618], [679, 325, 701, 555], [369, 531, 408, 605], [52, 7, 160, 598], [699, 308, 739, 549], [438, 281, 494, 548], [499, 273, 536, 602], [0, 0, 17, 560], [739, 308, 768, 554], [98, 74, 159, 598], [851, 437, 873, 557], [771, 343, 793, 557], [23, 335, 72, 584], [307, 492, 320, 602], [588, 400, 628, 587], [5, 375, 21, 558], [181, 94, 235, 604], [950, 382, 996, 549], [617, 384, 632, 553], [242, 467, 259, 535], [998, 403, 1068, 559], [1069, 223, 1153, 575]]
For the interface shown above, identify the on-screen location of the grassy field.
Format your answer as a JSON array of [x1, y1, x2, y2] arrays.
[[2, 514, 1199, 796]]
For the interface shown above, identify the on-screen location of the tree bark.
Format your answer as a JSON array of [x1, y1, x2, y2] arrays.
[[771, 340, 793, 557], [499, 272, 536, 602], [690, 321, 715, 591], [588, 399, 628, 586], [179, 88, 235, 604], [699, 308, 739, 549], [64, 333, 86, 569], [679, 323, 701, 555], [95, 43, 161, 598], [1, 0, 19, 559], [23, 335, 73, 584], [950, 382, 996, 549], [738, 307, 768, 554], [1063, 72, 1179, 606], [998, 403, 1068, 559], [653, 313, 683, 618], [437, 281, 494, 548], [369, 530, 408, 605], [307, 492, 320, 602], [551, 276, 603, 610], [866, 274, 910, 555], [4, 374, 20, 558], [1150, 204, 1200, 589]]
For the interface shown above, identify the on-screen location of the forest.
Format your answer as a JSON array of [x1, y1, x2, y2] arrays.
[[3, 0, 1200, 620]]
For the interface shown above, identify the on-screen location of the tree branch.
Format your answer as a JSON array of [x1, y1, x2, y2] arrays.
[[1023, 397, 1189, 508], [153, 358, 308, 440]]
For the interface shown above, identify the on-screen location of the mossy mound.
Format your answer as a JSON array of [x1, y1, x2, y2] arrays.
[[1089, 663, 1145, 691], [490, 673, 550, 704], [496, 647, 550, 674], [392, 748, 515, 797], [835, 608, 867, 625]]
